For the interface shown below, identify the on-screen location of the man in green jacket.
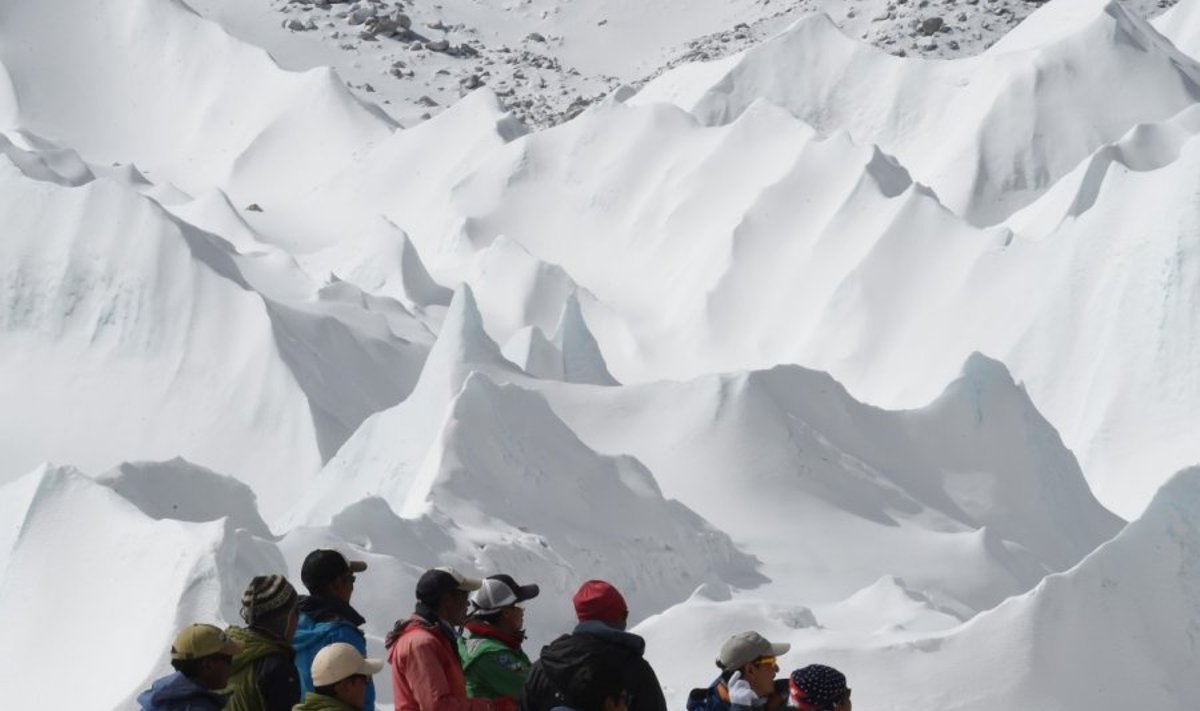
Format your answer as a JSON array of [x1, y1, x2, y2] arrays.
[[459, 574, 540, 700], [226, 575, 302, 711], [293, 642, 383, 711]]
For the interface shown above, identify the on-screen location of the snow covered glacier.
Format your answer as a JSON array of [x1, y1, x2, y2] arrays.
[[0, 0, 1198, 708]]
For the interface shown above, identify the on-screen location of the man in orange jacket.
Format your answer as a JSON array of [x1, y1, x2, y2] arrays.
[[386, 566, 517, 711]]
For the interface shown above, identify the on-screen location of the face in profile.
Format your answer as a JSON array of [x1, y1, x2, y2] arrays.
[[447, 589, 470, 626], [742, 655, 779, 697]]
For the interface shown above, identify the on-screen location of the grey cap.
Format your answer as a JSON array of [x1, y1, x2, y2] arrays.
[[717, 631, 791, 670]]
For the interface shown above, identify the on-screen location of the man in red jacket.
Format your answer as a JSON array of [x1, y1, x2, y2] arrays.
[[386, 566, 516, 711]]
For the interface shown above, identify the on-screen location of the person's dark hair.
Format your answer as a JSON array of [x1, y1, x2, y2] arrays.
[[720, 667, 739, 682], [170, 657, 204, 678], [563, 663, 626, 711], [314, 683, 339, 696]]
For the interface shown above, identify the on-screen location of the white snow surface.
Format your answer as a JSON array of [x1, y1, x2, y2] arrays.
[[2, 0, 1200, 708]]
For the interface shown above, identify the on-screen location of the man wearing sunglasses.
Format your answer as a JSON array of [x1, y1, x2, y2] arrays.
[[460, 574, 541, 700], [293, 550, 374, 710], [686, 631, 791, 711]]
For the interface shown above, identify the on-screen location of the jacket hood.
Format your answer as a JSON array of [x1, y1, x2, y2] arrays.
[[539, 624, 647, 689], [137, 671, 229, 708], [225, 625, 293, 676], [385, 604, 457, 650], [573, 620, 646, 655], [293, 616, 343, 656], [293, 605, 366, 656]]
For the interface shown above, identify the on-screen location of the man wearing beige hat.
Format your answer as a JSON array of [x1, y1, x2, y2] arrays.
[[293, 642, 384, 711], [686, 631, 791, 711], [294, 550, 374, 709], [138, 623, 245, 710]]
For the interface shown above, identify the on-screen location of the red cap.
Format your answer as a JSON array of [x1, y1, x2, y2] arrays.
[[572, 580, 628, 623]]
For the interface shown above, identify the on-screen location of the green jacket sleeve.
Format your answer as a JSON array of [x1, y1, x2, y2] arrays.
[[465, 648, 532, 699]]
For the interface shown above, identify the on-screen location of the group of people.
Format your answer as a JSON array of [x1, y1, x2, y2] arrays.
[[137, 550, 852, 711]]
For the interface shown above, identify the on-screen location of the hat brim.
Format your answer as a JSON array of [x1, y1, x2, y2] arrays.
[[769, 642, 791, 656], [359, 658, 385, 676], [349, 560, 368, 573], [514, 583, 540, 601], [457, 575, 483, 591]]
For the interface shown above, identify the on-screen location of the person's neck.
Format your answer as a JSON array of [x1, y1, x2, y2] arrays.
[[187, 672, 224, 692]]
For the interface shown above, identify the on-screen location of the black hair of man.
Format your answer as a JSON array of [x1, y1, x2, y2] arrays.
[[171, 658, 204, 679], [563, 663, 626, 711]]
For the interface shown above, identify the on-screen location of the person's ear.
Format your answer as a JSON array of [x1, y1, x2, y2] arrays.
[[332, 676, 355, 698]]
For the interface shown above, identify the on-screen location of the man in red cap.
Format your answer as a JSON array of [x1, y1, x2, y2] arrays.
[[520, 580, 666, 711]]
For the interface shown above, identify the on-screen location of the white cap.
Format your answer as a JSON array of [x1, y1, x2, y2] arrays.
[[469, 575, 540, 616], [311, 642, 384, 686]]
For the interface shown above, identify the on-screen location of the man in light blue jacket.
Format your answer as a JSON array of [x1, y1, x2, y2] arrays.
[[293, 549, 374, 710]]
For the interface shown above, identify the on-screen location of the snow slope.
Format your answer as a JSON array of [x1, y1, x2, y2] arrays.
[[182, 0, 1178, 127], [3, 0, 1200, 708], [542, 354, 1123, 612], [0, 0, 395, 250], [0, 142, 432, 518], [289, 287, 762, 642], [639, 467, 1200, 710], [0, 464, 284, 708], [336, 74, 1199, 514], [633, 0, 1200, 226], [1155, 0, 1200, 56], [299, 284, 1120, 617]]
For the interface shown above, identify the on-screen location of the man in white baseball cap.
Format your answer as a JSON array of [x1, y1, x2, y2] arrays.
[[294, 642, 383, 711], [460, 574, 540, 699]]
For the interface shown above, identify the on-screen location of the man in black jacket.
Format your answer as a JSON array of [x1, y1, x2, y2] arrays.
[[521, 580, 666, 711]]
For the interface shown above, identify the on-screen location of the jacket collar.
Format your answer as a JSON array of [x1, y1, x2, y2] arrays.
[[464, 620, 524, 650], [299, 594, 366, 627], [573, 620, 646, 655], [385, 603, 460, 653]]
